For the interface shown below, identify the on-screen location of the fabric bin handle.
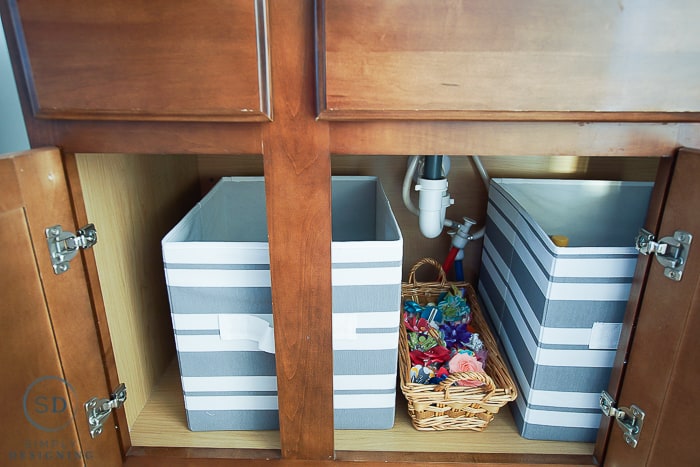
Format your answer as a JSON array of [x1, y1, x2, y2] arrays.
[[219, 314, 275, 354]]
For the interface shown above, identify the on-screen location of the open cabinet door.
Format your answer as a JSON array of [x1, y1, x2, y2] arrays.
[[0, 148, 124, 466], [601, 148, 700, 466]]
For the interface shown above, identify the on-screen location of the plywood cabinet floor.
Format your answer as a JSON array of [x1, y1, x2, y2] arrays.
[[130, 360, 593, 456]]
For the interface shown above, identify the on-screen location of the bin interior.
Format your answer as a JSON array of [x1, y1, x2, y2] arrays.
[[173, 176, 400, 244], [496, 179, 653, 248]]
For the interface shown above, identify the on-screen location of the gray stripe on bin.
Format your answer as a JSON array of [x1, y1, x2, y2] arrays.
[[332, 285, 400, 313], [334, 349, 398, 375], [186, 410, 279, 431], [168, 285, 399, 314], [187, 408, 398, 431], [334, 407, 396, 430], [165, 263, 270, 270], [168, 286, 272, 314], [356, 327, 398, 334], [178, 351, 277, 377], [174, 329, 219, 336], [178, 349, 398, 379]]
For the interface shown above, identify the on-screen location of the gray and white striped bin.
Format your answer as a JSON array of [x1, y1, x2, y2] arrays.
[[478, 178, 652, 442], [162, 176, 403, 431]]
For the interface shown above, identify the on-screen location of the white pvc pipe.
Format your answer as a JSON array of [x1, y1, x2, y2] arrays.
[[416, 177, 451, 238], [404, 155, 492, 241]]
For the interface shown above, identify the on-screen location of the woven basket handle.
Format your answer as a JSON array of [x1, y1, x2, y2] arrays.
[[407, 257, 447, 286], [435, 371, 497, 400]]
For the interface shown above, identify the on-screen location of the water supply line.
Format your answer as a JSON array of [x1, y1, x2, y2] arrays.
[[454, 249, 465, 281], [402, 156, 421, 217], [444, 216, 476, 273], [442, 246, 461, 275], [467, 155, 491, 241], [441, 157, 489, 275]]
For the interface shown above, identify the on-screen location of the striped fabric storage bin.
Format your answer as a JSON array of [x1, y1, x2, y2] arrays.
[[162, 176, 402, 431], [478, 178, 652, 442]]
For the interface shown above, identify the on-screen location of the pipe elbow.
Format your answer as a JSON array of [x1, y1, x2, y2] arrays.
[[419, 210, 445, 238]]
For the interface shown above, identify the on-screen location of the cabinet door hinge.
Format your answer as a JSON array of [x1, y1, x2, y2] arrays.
[[45, 224, 97, 274], [600, 391, 645, 448], [85, 383, 126, 438], [635, 228, 692, 281]]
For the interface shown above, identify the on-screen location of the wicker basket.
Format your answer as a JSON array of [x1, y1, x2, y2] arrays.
[[399, 257, 518, 431]]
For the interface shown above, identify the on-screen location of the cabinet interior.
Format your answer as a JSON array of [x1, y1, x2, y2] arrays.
[[74, 152, 659, 455]]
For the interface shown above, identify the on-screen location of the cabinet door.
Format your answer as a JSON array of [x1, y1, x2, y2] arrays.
[[318, 0, 700, 121], [5, 0, 271, 122], [601, 148, 700, 466], [0, 148, 123, 466]]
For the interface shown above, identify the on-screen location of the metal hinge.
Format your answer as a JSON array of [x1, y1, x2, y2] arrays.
[[635, 228, 692, 281], [45, 224, 97, 274], [600, 391, 645, 448], [85, 383, 126, 438]]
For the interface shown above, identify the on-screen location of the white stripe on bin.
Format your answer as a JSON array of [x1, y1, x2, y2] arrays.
[[172, 313, 272, 331], [163, 243, 270, 265], [332, 331, 399, 351], [333, 374, 396, 391], [184, 395, 278, 411], [165, 269, 271, 288], [175, 335, 264, 352], [182, 376, 278, 392], [331, 267, 402, 286], [331, 242, 403, 263]]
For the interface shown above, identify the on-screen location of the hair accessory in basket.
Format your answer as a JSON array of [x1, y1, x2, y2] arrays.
[[407, 332, 439, 352], [437, 285, 471, 322], [439, 321, 471, 350], [403, 314, 432, 333], [448, 352, 485, 388], [409, 345, 451, 367]]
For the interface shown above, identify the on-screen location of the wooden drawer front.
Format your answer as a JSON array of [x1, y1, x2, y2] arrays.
[[318, 0, 700, 121], [11, 0, 270, 122]]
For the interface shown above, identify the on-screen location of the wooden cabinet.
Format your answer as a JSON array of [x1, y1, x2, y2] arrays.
[[318, 0, 700, 121], [2, 1, 700, 466], [8, 0, 271, 122]]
